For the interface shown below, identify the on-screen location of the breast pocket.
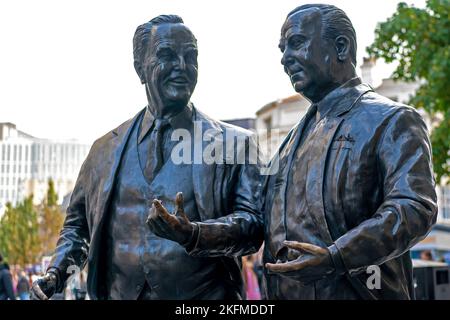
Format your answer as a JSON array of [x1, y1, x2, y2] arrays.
[[327, 138, 354, 187], [331, 140, 354, 150]]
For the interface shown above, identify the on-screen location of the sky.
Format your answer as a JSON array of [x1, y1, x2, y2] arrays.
[[0, 0, 426, 143]]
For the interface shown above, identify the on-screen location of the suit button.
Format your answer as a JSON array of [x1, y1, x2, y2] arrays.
[[136, 285, 142, 292]]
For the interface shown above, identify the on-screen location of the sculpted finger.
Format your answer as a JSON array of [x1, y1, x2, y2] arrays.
[[265, 260, 307, 273], [31, 283, 49, 300], [284, 241, 328, 255], [175, 192, 184, 213], [148, 202, 158, 219], [152, 199, 172, 220], [175, 192, 190, 223]]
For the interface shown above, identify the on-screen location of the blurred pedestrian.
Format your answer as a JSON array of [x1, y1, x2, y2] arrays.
[[420, 250, 433, 261], [242, 255, 261, 300], [16, 270, 30, 300], [74, 271, 87, 300], [0, 253, 16, 300]]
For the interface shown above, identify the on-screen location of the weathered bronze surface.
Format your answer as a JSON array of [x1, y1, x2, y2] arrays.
[[263, 4, 437, 299], [31, 15, 263, 300]]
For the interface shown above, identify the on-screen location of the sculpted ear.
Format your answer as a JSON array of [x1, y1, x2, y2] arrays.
[[134, 60, 146, 84], [335, 35, 351, 62]]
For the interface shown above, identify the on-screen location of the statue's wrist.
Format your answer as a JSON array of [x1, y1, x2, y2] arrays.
[[327, 244, 346, 276], [180, 222, 199, 248], [46, 267, 61, 290]]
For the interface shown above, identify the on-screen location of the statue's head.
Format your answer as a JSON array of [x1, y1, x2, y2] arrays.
[[280, 4, 357, 102], [133, 15, 198, 111]]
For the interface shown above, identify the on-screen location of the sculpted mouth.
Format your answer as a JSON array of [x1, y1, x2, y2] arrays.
[[290, 70, 304, 82], [167, 76, 189, 85]]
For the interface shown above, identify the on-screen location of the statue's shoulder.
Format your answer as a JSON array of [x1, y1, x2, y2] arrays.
[[87, 109, 144, 162], [356, 90, 420, 121]]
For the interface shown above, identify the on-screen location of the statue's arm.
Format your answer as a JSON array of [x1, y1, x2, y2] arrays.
[[328, 107, 438, 275], [47, 159, 91, 293], [186, 134, 265, 258]]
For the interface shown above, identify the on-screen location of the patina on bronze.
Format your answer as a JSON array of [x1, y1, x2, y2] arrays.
[[31, 15, 263, 300], [263, 4, 437, 299]]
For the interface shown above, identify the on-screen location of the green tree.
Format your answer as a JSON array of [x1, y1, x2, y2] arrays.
[[0, 196, 40, 266], [38, 179, 65, 257], [367, 0, 450, 183], [47, 178, 58, 207], [0, 203, 13, 262]]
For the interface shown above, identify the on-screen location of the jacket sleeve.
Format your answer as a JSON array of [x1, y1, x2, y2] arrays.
[[329, 107, 438, 275], [1, 269, 16, 300], [186, 133, 265, 258], [47, 154, 91, 292]]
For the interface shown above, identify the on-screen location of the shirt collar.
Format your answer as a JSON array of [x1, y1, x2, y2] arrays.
[[138, 103, 193, 144], [315, 77, 363, 120]]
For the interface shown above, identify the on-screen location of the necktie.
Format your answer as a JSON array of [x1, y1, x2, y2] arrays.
[[144, 118, 170, 181]]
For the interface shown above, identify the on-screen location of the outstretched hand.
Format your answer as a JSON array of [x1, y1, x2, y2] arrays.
[[146, 192, 195, 246], [265, 241, 335, 284]]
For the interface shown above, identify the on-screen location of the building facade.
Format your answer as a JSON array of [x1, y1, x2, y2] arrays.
[[0, 123, 90, 215]]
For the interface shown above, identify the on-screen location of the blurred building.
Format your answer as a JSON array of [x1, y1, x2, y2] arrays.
[[0, 123, 90, 215], [222, 118, 255, 130], [255, 94, 309, 161]]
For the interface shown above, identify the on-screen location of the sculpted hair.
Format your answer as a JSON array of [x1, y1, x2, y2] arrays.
[[288, 4, 357, 65], [133, 14, 185, 81]]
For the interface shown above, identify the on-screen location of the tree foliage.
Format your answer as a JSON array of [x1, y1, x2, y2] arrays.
[[0, 196, 40, 266], [38, 179, 65, 257], [367, 0, 450, 183], [0, 179, 65, 266]]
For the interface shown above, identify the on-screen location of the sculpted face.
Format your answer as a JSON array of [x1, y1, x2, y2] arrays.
[[142, 23, 198, 111], [280, 9, 338, 102]]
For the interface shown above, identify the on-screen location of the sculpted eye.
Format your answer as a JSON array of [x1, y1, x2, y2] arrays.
[[185, 50, 198, 64], [289, 35, 306, 49], [157, 48, 175, 60]]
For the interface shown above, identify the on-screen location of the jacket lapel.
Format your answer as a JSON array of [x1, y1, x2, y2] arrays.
[[267, 110, 313, 257], [98, 112, 143, 225], [191, 106, 223, 221], [304, 117, 343, 244], [304, 83, 374, 245], [88, 108, 145, 299]]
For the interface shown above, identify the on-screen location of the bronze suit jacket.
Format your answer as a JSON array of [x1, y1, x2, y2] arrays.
[[48, 105, 264, 299], [263, 79, 437, 299]]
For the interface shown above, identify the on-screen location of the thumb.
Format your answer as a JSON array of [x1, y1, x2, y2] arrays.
[[175, 192, 189, 222]]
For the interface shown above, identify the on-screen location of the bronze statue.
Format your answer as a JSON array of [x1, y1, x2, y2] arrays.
[[31, 15, 263, 300], [263, 4, 437, 299]]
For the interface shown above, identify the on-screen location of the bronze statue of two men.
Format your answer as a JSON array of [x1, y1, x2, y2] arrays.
[[31, 4, 437, 300]]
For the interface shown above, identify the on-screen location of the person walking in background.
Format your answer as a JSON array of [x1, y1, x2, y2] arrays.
[[0, 253, 15, 300], [242, 255, 261, 300], [16, 270, 30, 300]]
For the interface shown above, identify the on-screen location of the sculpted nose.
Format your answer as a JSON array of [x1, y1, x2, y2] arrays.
[[281, 51, 295, 68], [281, 51, 296, 76], [175, 55, 186, 71]]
